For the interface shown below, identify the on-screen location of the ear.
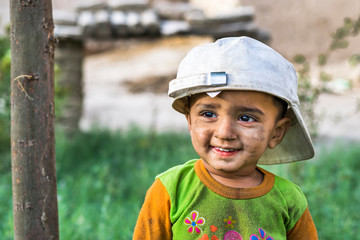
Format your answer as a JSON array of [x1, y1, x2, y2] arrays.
[[268, 117, 291, 149]]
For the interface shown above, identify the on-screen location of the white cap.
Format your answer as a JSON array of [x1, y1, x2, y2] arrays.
[[168, 36, 314, 165]]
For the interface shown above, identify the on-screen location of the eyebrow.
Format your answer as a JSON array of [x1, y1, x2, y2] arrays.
[[234, 106, 265, 116], [194, 103, 220, 110], [194, 103, 265, 116]]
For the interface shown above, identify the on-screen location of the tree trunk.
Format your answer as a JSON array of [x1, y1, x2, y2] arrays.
[[10, 0, 59, 239]]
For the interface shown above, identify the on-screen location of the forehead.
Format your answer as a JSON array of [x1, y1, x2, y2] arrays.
[[189, 90, 275, 107]]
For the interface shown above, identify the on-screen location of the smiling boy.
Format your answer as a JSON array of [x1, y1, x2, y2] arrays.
[[186, 90, 290, 189], [133, 37, 318, 239]]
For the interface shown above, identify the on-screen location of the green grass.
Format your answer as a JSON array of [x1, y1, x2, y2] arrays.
[[55, 128, 197, 240], [0, 151, 12, 240], [0, 129, 359, 239], [263, 141, 360, 239]]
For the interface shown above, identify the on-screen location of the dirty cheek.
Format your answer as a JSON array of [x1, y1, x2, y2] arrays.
[[242, 126, 268, 153], [245, 126, 267, 142], [191, 124, 211, 147]]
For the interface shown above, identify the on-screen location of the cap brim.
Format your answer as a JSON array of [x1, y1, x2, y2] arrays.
[[259, 104, 315, 165]]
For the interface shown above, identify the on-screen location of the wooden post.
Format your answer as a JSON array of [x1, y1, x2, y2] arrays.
[[55, 37, 84, 134], [10, 0, 59, 239]]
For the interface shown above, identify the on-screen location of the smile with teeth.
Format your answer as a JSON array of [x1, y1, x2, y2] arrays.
[[211, 146, 241, 155], [214, 147, 236, 152]]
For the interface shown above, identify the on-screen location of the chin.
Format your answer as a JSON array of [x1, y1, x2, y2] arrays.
[[210, 161, 242, 173]]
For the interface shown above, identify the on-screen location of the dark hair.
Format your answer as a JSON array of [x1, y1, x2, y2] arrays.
[[273, 96, 288, 120]]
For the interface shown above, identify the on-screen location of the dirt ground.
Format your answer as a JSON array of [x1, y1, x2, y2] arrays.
[[79, 36, 360, 143], [78, 0, 360, 142], [80, 36, 212, 132]]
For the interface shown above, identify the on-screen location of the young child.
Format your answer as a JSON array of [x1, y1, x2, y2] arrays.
[[133, 37, 318, 239]]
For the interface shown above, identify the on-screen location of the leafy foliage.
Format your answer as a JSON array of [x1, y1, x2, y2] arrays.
[[318, 16, 360, 66], [293, 54, 320, 136], [293, 16, 360, 137]]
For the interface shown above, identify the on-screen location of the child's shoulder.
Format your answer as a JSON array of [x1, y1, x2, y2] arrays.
[[157, 159, 197, 177], [156, 159, 201, 204], [156, 159, 198, 185], [266, 169, 308, 206], [273, 174, 303, 193]]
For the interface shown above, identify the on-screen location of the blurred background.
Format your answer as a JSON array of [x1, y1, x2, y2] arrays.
[[0, 0, 359, 239]]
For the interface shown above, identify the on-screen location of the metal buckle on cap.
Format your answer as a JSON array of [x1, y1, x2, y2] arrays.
[[207, 72, 227, 86]]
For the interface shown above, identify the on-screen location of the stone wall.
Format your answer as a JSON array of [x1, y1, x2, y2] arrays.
[[190, 0, 242, 17], [52, 0, 269, 133], [54, 0, 269, 41]]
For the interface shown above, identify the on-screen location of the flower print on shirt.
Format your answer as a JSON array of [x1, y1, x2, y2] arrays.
[[184, 210, 205, 234], [249, 228, 274, 240], [223, 230, 243, 240], [223, 216, 237, 228], [199, 225, 220, 240]]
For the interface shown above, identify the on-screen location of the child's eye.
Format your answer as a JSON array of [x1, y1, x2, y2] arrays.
[[238, 115, 255, 122], [201, 111, 217, 118]]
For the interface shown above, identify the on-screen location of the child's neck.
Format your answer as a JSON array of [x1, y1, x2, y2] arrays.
[[205, 165, 264, 188]]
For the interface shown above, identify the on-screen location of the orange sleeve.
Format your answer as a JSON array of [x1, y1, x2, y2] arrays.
[[133, 179, 172, 240], [287, 207, 318, 240]]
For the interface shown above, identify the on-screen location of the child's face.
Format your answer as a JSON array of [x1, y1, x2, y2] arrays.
[[186, 90, 290, 175]]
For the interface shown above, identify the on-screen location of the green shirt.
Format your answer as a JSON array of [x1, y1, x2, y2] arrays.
[[157, 159, 308, 240]]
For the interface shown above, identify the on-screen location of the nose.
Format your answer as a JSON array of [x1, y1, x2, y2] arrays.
[[215, 117, 237, 141]]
